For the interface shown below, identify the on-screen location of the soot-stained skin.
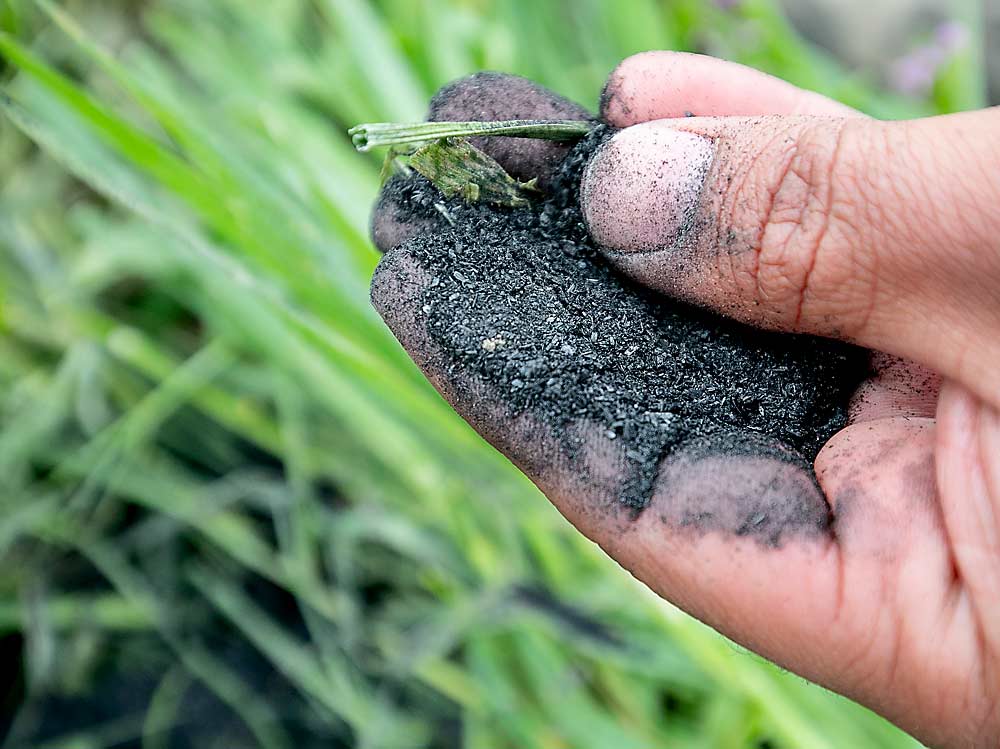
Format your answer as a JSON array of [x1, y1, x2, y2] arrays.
[[372, 126, 869, 543], [655, 433, 834, 546]]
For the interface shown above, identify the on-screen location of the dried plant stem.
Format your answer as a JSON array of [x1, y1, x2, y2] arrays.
[[349, 119, 595, 152]]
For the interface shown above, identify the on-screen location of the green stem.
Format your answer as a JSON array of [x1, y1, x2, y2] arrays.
[[349, 119, 595, 152]]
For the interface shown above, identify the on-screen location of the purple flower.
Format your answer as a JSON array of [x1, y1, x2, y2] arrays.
[[889, 20, 970, 97], [935, 20, 970, 53]]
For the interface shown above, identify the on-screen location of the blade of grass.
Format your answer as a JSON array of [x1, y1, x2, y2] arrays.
[[187, 563, 429, 749], [317, 0, 426, 122]]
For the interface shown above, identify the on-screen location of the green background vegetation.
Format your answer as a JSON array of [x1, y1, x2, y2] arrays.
[[0, 0, 985, 747]]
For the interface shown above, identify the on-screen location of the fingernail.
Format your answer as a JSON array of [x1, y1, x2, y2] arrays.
[[582, 123, 714, 253]]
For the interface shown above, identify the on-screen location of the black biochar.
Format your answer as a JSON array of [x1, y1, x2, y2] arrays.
[[374, 127, 869, 511]]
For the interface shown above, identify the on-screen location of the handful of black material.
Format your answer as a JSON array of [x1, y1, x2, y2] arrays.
[[372, 124, 869, 512]]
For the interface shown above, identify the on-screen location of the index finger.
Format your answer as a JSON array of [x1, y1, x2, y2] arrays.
[[600, 51, 858, 124]]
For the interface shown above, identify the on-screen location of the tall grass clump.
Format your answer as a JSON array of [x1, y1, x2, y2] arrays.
[[0, 0, 984, 747]]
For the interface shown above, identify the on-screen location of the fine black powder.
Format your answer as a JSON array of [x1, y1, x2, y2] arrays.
[[374, 127, 869, 512]]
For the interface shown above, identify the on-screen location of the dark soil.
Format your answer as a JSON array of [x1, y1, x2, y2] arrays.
[[375, 127, 869, 514]]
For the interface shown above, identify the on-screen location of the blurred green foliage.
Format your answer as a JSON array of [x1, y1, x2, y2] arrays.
[[0, 0, 980, 747]]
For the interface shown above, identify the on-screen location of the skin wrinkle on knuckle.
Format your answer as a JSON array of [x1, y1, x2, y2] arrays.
[[751, 119, 876, 336], [718, 122, 812, 321], [773, 122, 840, 328], [744, 134, 801, 316], [709, 123, 800, 313], [819, 122, 883, 337]]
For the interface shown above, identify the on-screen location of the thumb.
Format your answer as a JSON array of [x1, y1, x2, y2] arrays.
[[581, 110, 1000, 405]]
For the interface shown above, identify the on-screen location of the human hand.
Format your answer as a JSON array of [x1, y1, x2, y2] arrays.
[[370, 55, 1000, 747]]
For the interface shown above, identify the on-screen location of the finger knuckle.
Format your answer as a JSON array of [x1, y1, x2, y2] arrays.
[[733, 119, 879, 337]]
